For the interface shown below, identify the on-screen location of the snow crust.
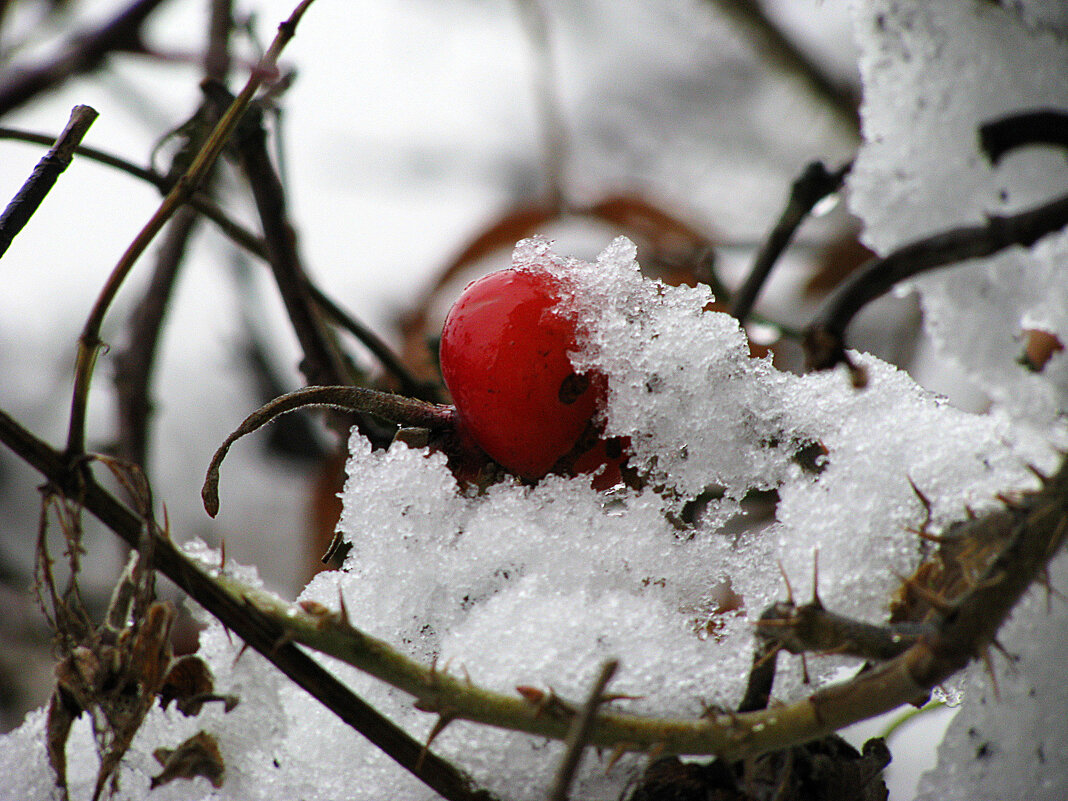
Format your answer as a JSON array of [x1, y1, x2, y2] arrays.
[[847, 0, 1068, 429]]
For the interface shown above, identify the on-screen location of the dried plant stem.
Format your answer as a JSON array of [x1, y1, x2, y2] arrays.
[[0, 105, 98, 258], [65, 0, 318, 459], [201, 385, 454, 516]]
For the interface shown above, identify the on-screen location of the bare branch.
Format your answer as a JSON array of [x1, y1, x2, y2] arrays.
[[65, 0, 318, 459], [0, 0, 170, 116], [804, 190, 1068, 376], [730, 160, 851, 324], [547, 659, 619, 801], [704, 0, 860, 138], [0, 105, 98, 258]]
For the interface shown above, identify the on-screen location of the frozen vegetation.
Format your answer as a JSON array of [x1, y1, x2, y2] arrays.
[[1, 0, 1066, 799]]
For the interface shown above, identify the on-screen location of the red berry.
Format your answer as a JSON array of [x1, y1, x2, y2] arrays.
[[439, 264, 613, 481]]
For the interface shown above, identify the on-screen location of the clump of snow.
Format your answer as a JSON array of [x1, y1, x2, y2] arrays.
[[298, 238, 1050, 799], [847, 0, 1068, 429]]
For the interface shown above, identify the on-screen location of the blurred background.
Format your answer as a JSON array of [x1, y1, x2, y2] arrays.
[[0, 0, 955, 793]]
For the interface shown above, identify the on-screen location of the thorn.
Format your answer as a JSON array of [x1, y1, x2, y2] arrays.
[[810, 550, 823, 609], [907, 476, 933, 535], [416, 714, 455, 772], [964, 505, 976, 520], [1035, 568, 1068, 607], [1025, 463, 1050, 483], [751, 642, 784, 671], [896, 572, 956, 616], [298, 600, 329, 616], [995, 492, 1023, 510], [645, 742, 666, 764], [777, 561, 795, 604], [914, 528, 952, 544], [337, 586, 350, 624], [220, 538, 227, 572], [605, 743, 631, 771], [231, 641, 249, 666], [799, 652, 811, 685], [517, 685, 546, 705], [981, 648, 1000, 702], [460, 663, 472, 686], [989, 637, 1019, 667]]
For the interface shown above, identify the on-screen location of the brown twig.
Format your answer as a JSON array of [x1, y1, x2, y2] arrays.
[[803, 190, 1068, 376], [112, 0, 237, 470], [547, 659, 619, 801], [0, 407, 494, 801], [304, 281, 443, 402], [0, 0, 170, 117], [730, 160, 851, 324], [65, 0, 317, 460], [112, 208, 200, 468], [704, 0, 860, 138], [208, 81, 352, 392], [0, 122, 427, 409], [0, 105, 98, 258]]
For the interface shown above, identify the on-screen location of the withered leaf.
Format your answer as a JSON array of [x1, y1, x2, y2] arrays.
[[151, 730, 225, 789]]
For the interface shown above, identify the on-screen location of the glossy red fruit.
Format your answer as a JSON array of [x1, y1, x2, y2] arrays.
[[440, 264, 612, 481]]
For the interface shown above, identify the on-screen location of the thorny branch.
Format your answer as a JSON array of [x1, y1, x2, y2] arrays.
[[189, 453, 1067, 761], [0, 408, 493, 801]]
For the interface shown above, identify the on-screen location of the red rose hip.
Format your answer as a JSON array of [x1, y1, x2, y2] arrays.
[[439, 264, 605, 480]]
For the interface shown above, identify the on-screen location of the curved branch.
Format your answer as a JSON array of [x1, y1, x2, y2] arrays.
[[202, 386, 455, 516], [731, 160, 851, 324], [65, 0, 318, 459], [980, 109, 1068, 165], [803, 191, 1068, 376]]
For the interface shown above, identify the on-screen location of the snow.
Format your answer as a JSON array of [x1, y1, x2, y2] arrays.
[[847, 0, 1068, 429], [912, 551, 1068, 801]]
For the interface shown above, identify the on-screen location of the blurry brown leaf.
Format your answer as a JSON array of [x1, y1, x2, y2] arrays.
[[1022, 328, 1063, 372], [151, 730, 225, 789]]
